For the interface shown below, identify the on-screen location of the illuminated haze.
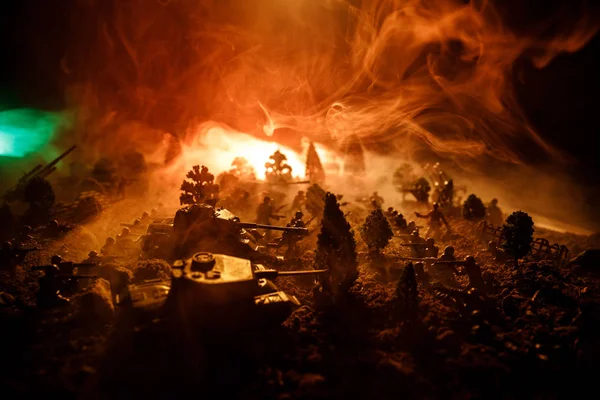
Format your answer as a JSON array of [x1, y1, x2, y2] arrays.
[[58, 0, 598, 231]]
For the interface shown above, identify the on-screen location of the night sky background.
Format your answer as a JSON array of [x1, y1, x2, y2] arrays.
[[1, 0, 599, 228]]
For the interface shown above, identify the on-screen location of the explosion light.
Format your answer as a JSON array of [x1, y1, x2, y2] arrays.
[[0, 108, 70, 158]]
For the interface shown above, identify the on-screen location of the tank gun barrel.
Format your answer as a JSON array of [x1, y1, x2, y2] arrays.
[[254, 268, 328, 280], [268, 180, 311, 186], [239, 222, 309, 235], [398, 257, 465, 265]]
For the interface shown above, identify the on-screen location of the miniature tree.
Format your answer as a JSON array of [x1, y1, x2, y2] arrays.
[[392, 163, 417, 191], [306, 141, 325, 183], [91, 157, 117, 183], [306, 183, 327, 220], [340, 135, 366, 176], [408, 177, 431, 203], [360, 208, 393, 256], [229, 157, 256, 180], [395, 263, 419, 321], [315, 192, 358, 298], [500, 210, 534, 268], [462, 194, 487, 221], [180, 165, 220, 206], [265, 150, 293, 183]]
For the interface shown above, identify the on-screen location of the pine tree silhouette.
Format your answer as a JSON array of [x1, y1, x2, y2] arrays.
[[315, 192, 358, 298], [395, 263, 419, 320], [180, 165, 220, 206], [360, 208, 393, 255], [306, 142, 325, 183], [501, 210, 534, 268], [462, 194, 487, 221], [306, 183, 327, 220]]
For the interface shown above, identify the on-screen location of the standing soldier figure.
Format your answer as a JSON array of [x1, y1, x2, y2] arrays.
[[291, 191, 306, 212], [394, 213, 408, 232], [281, 211, 307, 260], [424, 237, 439, 258], [101, 237, 117, 257], [415, 202, 451, 238], [486, 198, 503, 227], [37, 264, 67, 308], [256, 196, 284, 239], [370, 192, 384, 209]]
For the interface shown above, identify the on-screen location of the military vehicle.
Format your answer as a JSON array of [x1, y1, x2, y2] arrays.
[[138, 204, 308, 263], [117, 252, 326, 332], [2, 145, 77, 203]]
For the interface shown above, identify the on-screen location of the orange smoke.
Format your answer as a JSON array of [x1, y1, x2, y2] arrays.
[[64, 0, 598, 165]]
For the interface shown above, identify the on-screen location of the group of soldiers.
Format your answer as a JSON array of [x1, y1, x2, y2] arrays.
[[382, 199, 489, 293], [28, 210, 156, 309]]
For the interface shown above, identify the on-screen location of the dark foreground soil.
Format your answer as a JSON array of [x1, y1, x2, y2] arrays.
[[1, 216, 600, 399]]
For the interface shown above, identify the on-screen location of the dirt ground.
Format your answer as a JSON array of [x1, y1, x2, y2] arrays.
[[1, 206, 599, 399]]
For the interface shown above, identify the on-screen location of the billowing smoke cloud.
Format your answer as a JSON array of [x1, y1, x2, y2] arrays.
[[63, 0, 597, 161], [56, 0, 599, 231]]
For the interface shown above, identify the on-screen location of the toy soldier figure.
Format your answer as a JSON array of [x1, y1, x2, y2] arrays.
[[41, 220, 72, 239], [370, 192, 384, 209], [116, 227, 136, 254], [140, 212, 151, 224], [424, 237, 439, 258], [292, 191, 306, 212], [256, 196, 274, 225], [408, 230, 426, 258], [281, 211, 307, 259], [84, 250, 102, 264], [463, 256, 486, 292], [433, 246, 460, 287], [36, 264, 69, 308], [394, 213, 408, 232], [413, 262, 432, 290], [487, 198, 503, 227], [415, 202, 450, 238], [385, 207, 395, 218], [256, 196, 284, 239], [406, 220, 417, 234], [101, 237, 116, 257], [486, 241, 510, 262]]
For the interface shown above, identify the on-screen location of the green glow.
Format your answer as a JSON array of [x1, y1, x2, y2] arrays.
[[0, 108, 70, 157]]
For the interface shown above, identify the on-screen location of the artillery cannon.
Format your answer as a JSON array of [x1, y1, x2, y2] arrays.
[[139, 203, 308, 263], [2, 145, 77, 203]]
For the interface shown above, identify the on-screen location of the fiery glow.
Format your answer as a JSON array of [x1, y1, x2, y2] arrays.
[[166, 122, 309, 181], [65, 0, 598, 166]]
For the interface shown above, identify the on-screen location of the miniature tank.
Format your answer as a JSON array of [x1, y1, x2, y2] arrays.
[[139, 204, 308, 262], [118, 252, 325, 332]]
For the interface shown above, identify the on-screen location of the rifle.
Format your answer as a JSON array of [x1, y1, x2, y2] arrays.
[[56, 274, 97, 280], [267, 180, 311, 186], [400, 243, 427, 247]]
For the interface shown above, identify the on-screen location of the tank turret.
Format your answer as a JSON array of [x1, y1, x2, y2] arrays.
[[118, 252, 325, 332], [171, 252, 325, 330], [139, 204, 308, 263]]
